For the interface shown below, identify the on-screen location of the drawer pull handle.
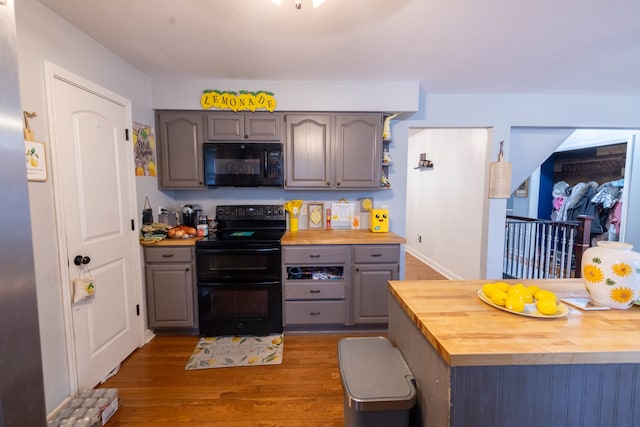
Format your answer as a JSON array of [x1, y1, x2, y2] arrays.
[[162, 254, 175, 258], [370, 253, 382, 257], [309, 290, 321, 294], [309, 311, 321, 316], [309, 254, 321, 258]]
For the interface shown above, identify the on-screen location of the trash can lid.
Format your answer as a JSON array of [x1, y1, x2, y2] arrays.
[[339, 337, 416, 412]]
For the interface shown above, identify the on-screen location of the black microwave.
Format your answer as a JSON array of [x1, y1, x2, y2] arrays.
[[203, 142, 283, 187]]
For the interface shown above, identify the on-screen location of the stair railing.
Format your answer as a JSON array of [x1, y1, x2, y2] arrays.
[[503, 215, 592, 279]]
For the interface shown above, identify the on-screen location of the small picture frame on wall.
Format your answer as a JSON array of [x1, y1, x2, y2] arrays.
[[515, 178, 529, 197], [307, 202, 325, 229]]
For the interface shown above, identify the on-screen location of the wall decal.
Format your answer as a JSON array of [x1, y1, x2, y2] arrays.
[[201, 90, 277, 112]]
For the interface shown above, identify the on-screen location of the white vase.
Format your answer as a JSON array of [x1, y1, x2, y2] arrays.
[[581, 241, 640, 309]]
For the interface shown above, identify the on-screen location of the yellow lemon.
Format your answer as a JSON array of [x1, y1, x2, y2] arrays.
[[534, 289, 557, 302], [30, 157, 38, 167], [507, 283, 527, 297], [536, 298, 559, 315], [494, 282, 511, 292], [491, 290, 507, 307], [527, 285, 541, 298], [505, 296, 525, 313], [482, 283, 498, 297]]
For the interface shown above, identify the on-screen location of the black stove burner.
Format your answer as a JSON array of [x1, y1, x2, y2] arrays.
[[196, 229, 285, 247]]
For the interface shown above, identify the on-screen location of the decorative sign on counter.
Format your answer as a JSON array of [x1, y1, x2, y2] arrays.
[[200, 90, 277, 112], [330, 200, 354, 229]]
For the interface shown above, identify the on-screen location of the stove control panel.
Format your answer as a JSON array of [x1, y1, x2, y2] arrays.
[[215, 205, 285, 221]]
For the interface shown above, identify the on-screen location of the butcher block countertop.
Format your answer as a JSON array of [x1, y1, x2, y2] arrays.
[[141, 230, 406, 246], [388, 279, 640, 367], [140, 236, 202, 246], [281, 229, 406, 245]]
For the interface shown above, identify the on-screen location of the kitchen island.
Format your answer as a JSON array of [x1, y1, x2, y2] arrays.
[[388, 279, 640, 427]]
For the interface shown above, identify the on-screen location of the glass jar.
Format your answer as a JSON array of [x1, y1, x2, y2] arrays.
[[197, 215, 209, 237]]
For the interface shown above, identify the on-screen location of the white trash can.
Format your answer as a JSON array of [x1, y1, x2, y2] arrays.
[[338, 337, 416, 427]]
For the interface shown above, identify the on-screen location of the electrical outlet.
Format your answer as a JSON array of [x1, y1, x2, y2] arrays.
[[418, 235, 422, 243]]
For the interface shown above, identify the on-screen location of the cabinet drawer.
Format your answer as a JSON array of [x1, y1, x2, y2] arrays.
[[283, 246, 348, 264], [285, 301, 346, 325], [285, 282, 345, 300], [144, 247, 193, 263], [352, 245, 400, 263]]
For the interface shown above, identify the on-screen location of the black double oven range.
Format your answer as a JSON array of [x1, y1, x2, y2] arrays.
[[195, 204, 285, 336]]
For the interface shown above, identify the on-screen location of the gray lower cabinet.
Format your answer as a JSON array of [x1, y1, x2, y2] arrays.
[[144, 246, 197, 329], [283, 245, 349, 326], [352, 245, 400, 324], [282, 244, 400, 328], [155, 111, 205, 189]]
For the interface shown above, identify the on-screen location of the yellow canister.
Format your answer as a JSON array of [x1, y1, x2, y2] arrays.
[[369, 209, 389, 233]]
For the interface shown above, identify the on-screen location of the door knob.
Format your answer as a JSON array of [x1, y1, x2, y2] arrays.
[[73, 255, 91, 266]]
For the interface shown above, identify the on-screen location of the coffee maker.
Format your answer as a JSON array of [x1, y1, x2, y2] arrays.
[[181, 204, 202, 228]]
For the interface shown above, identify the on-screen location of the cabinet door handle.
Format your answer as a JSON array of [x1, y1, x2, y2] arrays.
[[309, 311, 321, 316], [309, 254, 321, 258], [162, 254, 175, 258], [370, 253, 382, 257], [309, 290, 321, 294]]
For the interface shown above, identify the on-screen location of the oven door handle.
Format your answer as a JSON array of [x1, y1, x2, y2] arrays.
[[197, 247, 280, 255], [264, 150, 268, 179], [197, 280, 281, 287]]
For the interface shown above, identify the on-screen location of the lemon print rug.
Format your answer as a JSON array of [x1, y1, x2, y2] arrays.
[[185, 334, 283, 370]]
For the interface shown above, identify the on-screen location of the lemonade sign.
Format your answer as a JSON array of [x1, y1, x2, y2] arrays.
[[200, 90, 277, 112]]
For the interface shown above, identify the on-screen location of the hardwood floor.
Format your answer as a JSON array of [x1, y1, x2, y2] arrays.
[[404, 251, 448, 280], [98, 252, 445, 426], [100, 334, 348, 426]]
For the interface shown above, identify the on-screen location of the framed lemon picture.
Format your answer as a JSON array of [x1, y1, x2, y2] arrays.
[[307, 202, 324, 229], [25, 140, 47, 182]]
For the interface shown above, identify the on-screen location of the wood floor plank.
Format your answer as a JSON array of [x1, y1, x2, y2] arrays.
[[97, 252, 444, 426]]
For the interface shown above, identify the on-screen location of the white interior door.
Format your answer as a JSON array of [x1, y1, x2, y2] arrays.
[[48, 70, 141, 391]]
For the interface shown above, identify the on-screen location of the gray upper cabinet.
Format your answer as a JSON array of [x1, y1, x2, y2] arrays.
[[334, 113, 382, 189], [284, 114, 332, 188], [205, 112, 283, 141], [156, 111, 205, 189], [285, 113, 383, 189]]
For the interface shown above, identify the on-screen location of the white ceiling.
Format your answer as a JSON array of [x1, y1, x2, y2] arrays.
[[37, 0, 640, 95]]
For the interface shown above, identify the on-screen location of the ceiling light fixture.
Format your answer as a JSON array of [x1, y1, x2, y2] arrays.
[[272, 0, 326, 9]]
